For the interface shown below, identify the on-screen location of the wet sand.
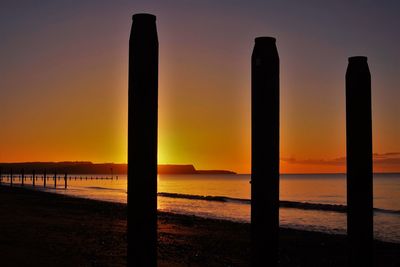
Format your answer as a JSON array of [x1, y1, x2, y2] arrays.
[[0, 185, 399, 266]]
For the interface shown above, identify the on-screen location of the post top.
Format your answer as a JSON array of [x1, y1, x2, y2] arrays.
[[255, 37, 276, 44], [348, 56, 368, 63], [132, 13, 156, 22]]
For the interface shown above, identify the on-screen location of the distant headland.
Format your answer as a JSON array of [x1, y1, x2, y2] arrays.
[[0, 162, 236, 175]]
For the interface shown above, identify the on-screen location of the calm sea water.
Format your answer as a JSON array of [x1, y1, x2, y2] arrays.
[[3, 173, 400, 243]]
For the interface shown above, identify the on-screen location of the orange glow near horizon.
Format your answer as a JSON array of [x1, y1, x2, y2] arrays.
[[1, 2, 399, 174]]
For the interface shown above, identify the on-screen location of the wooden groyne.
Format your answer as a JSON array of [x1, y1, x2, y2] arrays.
[[0, 172, 116, 189]]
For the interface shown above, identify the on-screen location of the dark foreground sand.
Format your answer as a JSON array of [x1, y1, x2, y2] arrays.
[[0, 186, 399, 267]]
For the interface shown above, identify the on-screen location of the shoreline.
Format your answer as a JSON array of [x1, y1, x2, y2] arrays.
[[0, 185, 399, 266]]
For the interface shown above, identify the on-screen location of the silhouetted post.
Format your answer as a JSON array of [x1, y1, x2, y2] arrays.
[[33, 170, 36, 187], [251, 37, 280, 267], [54, 172, 57, 188], [64, 173, 67, 189], [128, 13, 158, 267], [44, 170, 47, 188], [0, 168, 2, 184], [21, 169, 25, 186], [10, 169, 13, 187], [346, 56, 373, 266]]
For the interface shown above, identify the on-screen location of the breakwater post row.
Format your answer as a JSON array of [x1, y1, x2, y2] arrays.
[[128, 12, 373, 267], [250, 42, 373, 266], [0, 172, 115, 190]]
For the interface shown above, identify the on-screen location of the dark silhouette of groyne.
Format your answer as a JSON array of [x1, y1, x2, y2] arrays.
[[346, 56, 373, 266], [128, 13, 158, 267], [251, 36, 280, 267]]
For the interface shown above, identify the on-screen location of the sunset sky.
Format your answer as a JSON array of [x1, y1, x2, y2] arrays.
[[0, 1, 399, 173]]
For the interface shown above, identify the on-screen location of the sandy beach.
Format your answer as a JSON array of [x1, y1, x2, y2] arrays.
[[0, 185, 399, 267]]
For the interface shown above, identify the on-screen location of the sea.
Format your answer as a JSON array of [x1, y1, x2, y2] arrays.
[[3, 173, 400, 243]]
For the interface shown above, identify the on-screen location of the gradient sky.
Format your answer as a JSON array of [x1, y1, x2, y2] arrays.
[[0, 0, 399, 173]]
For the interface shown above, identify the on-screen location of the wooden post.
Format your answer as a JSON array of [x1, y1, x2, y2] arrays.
[[10, 169, 13, 187], [251, 37, 280, 267], [0, 168, 2, 184], [346, 56, 373, 266], [44, 170, 47, 188], [128, 13, 158, 267], [64, 173, 67, 189], [54, 172, 57, 188], [33, 170, 36, 187], [21, 169, 25, 186]]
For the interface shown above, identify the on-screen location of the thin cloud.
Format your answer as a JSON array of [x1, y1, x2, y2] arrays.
[[374, 157, 400, 165], [373, 152, 400, 159], [281, 157, 345, 166], [282, 153, 400, 166]]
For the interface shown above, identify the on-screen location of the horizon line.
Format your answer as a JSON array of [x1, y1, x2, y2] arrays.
[[0, 161, 399, 175]]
